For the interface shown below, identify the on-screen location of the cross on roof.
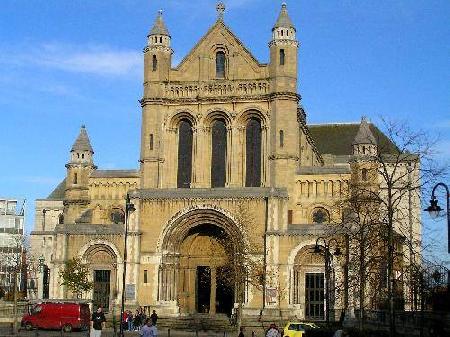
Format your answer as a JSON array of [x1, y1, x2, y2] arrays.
[[216, 2, 225, 20]]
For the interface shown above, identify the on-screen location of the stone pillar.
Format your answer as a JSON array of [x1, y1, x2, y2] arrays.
[[209, 267, 217, 314]]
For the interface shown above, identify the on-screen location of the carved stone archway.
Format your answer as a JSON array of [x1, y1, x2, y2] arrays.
[[158, 207, 246, 315], [83, 244, 118, 311]]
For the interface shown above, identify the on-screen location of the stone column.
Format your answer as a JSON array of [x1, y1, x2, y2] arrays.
[[209, 267, 217, 314]]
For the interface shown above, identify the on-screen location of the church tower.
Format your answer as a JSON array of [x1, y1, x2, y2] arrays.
[[351, 117, 379, 189], [268, 3, 301, 188], [352, 117, 378, 156], [64, 125, 96, 224], [140, 10, 172, 188]]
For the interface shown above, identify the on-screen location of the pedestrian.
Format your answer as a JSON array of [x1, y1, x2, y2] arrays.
[[134, 308, 142, 330], [90, 306, 106, 337], [238, 327, 244, 337], [265, 324, 279, 337], [127, 310, 134, 331], [150, 309, 158, 325]]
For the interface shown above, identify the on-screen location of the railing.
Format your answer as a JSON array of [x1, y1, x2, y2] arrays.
[[162, 79, 270, 99]]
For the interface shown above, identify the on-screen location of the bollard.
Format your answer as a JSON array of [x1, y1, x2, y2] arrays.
[[168, 328, 171, 337], [252, 331, 255, 337]]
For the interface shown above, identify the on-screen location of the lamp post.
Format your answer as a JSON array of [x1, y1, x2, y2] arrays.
[[313, 237, 342, 325], [424, 183, 449, 253], [119, 194, 135, 337]]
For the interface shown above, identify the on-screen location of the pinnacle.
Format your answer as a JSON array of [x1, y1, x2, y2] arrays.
[[149, 9, 170, 36], [71, 125, 94, 153], [273, 2, 296, 31], [352, 117, 377, 145]]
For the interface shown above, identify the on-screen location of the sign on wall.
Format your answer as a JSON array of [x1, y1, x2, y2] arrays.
[[125, 284, 135, 300]]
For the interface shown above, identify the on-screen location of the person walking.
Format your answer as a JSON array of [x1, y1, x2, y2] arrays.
[[140, 319, 158, 337], [90, 306, 106, 337], [150, 310, 158, 325], [238, 327, 245, 337]]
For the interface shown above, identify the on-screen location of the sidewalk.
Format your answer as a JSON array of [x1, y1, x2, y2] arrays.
[[0, 327, 236, 337]]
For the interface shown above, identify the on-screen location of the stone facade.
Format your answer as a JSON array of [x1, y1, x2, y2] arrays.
[[31, 3, 421, 321]]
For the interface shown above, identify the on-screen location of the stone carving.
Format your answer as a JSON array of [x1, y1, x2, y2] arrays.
[[163, 80, 269, 99]]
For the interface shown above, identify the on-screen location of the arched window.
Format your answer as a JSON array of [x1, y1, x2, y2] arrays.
[[279, 130, 284, 147], [312, 207, 330, 224], [152, 55, 157, 71], [216, 51, 226, 78], [245, 118, 262, 187], [362, 168, 368, 181], [111, 209, 125, 224], [73, 172, 78, 185], [211, 119, 227, 187], [58, 213, 64, 225], [280, 49, 285, 65], [177, 119, 193, 188]]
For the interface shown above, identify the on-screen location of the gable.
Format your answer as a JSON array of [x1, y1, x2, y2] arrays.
[[171, 20, 268, 81]]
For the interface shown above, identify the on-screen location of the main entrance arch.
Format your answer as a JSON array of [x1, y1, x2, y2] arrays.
[[158, 207, 245, 315]]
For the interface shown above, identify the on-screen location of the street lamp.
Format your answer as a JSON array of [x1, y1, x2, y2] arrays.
[[119, 194, 135, 337], [313, 237, 342, 325], [424, 183, 449, 253]]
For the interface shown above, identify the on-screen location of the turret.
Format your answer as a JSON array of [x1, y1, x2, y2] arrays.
[[144, 9, 172, 92], [352, 117, 378, 156], [269, 3, 299, 93], [267, 4, 301, 189], [64, 125, 96, 223]]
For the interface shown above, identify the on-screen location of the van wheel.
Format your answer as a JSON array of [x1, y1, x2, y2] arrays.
[[62, 324, 72, 333], [24, 322, 33, 331]]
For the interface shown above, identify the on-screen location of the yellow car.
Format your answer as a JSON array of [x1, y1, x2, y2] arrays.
[[283, 322, 320, 337]]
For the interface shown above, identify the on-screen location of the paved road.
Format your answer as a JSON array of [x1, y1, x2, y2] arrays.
[[0, 328, 233, 337]]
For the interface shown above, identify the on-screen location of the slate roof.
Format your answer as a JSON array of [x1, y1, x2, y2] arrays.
[[71, 125, 93, 153], [47, 179, 66, 200], [149, 10, 170, 36], [308, 123, 398, 156], [273, 3, 296, 30]]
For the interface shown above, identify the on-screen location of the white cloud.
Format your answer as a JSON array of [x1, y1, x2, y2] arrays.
[[0, 42, 142, 77]]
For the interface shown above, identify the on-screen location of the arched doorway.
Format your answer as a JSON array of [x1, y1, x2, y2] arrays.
[[159, 208, 245, 316], [292, 246, 325, 320], [84, 245, 118, 312]]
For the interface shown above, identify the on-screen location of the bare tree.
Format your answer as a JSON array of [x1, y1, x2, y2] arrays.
[[0, 233, 34, 335], [328, 118, 447, 336]]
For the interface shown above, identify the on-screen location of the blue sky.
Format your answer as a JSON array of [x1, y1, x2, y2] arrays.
[[0, 1, 449, 263]]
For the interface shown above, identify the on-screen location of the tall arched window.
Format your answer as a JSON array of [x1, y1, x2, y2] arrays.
[[245, 118, 262, 187], [280, 49, 285, 65], [152, 55, 157, 71], [177, 119, 193, 188], [211, 119, 227, 187], [216, 51, 226, 78]]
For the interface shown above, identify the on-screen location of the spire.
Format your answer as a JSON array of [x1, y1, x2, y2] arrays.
[[71, 125, 94, 153], [273, 3, 296, 31], [149, 10, 170, 37], [352, 117, 377, 145]]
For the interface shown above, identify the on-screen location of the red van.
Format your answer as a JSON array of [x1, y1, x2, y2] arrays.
[[21, 301, 90, 332]]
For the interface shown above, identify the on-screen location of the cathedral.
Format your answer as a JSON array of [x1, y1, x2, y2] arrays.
[[31, 3, 420, 322]]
